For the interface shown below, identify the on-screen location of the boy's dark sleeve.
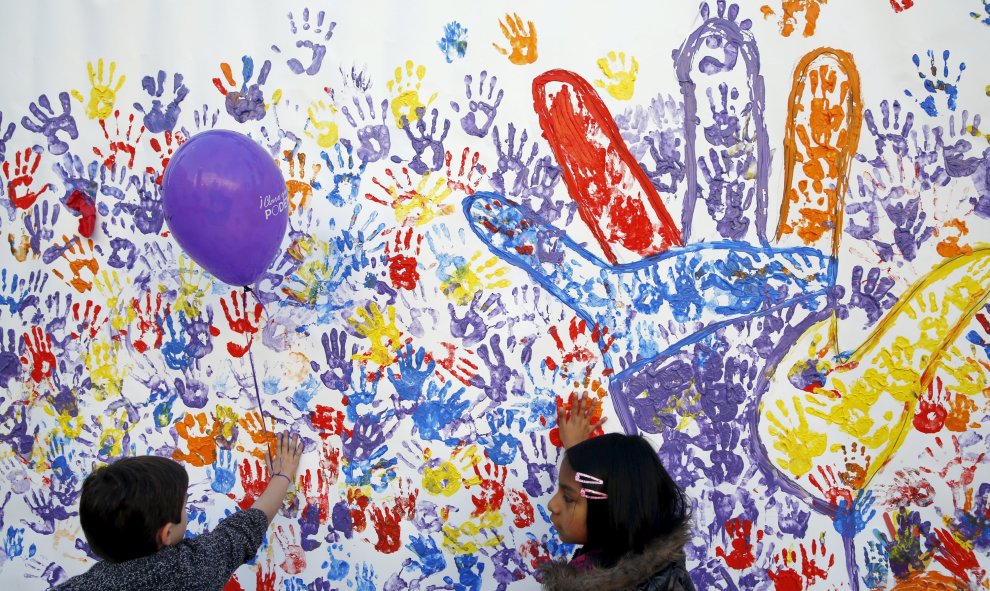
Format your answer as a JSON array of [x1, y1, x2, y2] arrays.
[[178, 508, 269, 588]]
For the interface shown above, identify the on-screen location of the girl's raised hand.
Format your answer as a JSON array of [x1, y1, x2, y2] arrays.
[[557, 392, 607, 449]]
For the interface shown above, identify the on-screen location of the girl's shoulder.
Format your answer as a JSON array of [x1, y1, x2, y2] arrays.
[[539, 524, 694, 591]]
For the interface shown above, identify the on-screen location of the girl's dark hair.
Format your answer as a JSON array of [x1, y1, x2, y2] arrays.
[[566, 433, 690, 566], [80, 456, 188, 562]]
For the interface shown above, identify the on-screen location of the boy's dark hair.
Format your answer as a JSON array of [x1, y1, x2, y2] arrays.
[[80, 456, 188, 562], [566, 433, 691, 566]]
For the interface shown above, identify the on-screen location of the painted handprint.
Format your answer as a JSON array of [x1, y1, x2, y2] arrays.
[[452, 71, 503, 139], [21, 92, 78, 155], [274, 9, 336, 76], [212, 56, 274, 123], [493, 13, 538, 66], [386, 61, 436, 128], [905, 50, 966, 117], [341, 94, 391, 163], [3, 148, 51, 210], [133, 70, 188, 133], [437, 21, 469, 63], [70, 59, 125, 120], [594, 51, 639, 101]]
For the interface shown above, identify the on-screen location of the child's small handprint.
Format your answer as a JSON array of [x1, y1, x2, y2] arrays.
[[70, 59, 126, 120], [133, 70, 188, 133], [493, 13, 538, 65]]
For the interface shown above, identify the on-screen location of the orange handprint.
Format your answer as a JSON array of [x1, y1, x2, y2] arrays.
[[52, 235, 100, 293], [281, 150, 321, 213], [493, 13, 538, 65], [237, 410, 276, 460], [172, 412, 218, 467]]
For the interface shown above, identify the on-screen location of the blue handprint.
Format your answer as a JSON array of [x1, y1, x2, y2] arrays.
[[387, 343, 435, 407], [406, 534, 446, 576], [318, 143, 366, 207], [209, 449, 237, 494], [905, 49, 966, 117], [0, 269, 47, 319], [411, 380, 470, 444], [21, 92, 78, 155], [478, 408, 524, 465], [162, 312, 193, 371], [4, 526, 24, 558], [133, 70, 188, 132], [438, 22, 469, 63]]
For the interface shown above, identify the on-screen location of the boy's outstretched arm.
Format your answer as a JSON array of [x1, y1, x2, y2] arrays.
[[253, 432, 304, 522]]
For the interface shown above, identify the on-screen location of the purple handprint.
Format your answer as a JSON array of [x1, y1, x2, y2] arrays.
[[134, 70, 188, 133], [25, 489, 76, 534], [23, 201, 60, 257], [0, 110, 14, 163], [396, 107, 450, 175], [470, 334, 519, 405], [448, 291, 506, 348], [342, 95, 391, 163], [452, 71, 503, 138], [273, 9, 336, 76], [311, 328, 356, 392], [519, 432, 558, 497], [490, 123, 538, 198], [123, 172, 165, 234], [0, 328, 21, 387], [212, 56, 273, 123], [21, 92, 78, 155], [842, 265, 897, 326]]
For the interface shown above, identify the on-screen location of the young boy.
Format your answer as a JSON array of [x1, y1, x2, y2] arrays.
[[54, 431, 304, 590]]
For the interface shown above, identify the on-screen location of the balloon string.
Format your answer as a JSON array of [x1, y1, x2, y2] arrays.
[[242, 286, 274, 462]]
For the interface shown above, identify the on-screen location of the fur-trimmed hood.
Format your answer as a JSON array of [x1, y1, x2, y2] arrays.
[[538, 524, 693, 591]]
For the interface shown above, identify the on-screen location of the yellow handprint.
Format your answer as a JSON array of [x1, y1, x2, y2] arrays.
[[86, 339, 126, 401], [386, 61, 436, 127], [306, 100, 340, 148], [70, 59, 126, 120], [173, 254, 212, 318], [368, 168, 455, 226], [595, 51, 639, 101], [493, 13, 538, 66], [283, 238, 334, 306], [765, 398, 827, 477], [439, 252, 511, 305], [97, 408, 132, 458], [348, 303, 402, 367], [94, 269, 135, 332]]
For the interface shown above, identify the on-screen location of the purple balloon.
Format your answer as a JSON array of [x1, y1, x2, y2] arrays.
[[162, 130, 288, 286]]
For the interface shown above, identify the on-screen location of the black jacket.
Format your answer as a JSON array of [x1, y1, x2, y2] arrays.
[[539, 524, 696, 591]]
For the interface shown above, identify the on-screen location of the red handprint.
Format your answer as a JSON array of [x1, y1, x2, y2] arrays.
[[146, 130, 182, 184], [237, 458, 269, 510], [70, 300, 107, 341], [20, 326, 56, 383], [932, 528, 982, 583], [219, 289, 263, 357], [130, 292, 165, 353], [275, 524, 307, 574], [445, 147, 486, 194], [715, 517, 763, 570], [93, 109, 144, 169], [347, 487, 371, 533], [310, 404, 345, 438], [299, 468, 331, 524], [467, 460, 507, 517], [4, 148, 50, 210], [544, 317, 614, 379], [914, 376, 949, 433], [255, 566, 277, 591], [508, 488, 535, 528], [320, 440, 341, 483], [385, 228, 423, 291], [808, 464, 854, 508], [435, 341, 479, 386], [368, 502, 403, 553]]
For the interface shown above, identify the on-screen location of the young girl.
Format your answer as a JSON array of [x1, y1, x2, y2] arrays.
[[541, 393, 696, 591]]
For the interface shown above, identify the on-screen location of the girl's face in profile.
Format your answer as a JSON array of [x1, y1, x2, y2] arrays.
[[547, 456, 588, 545]]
